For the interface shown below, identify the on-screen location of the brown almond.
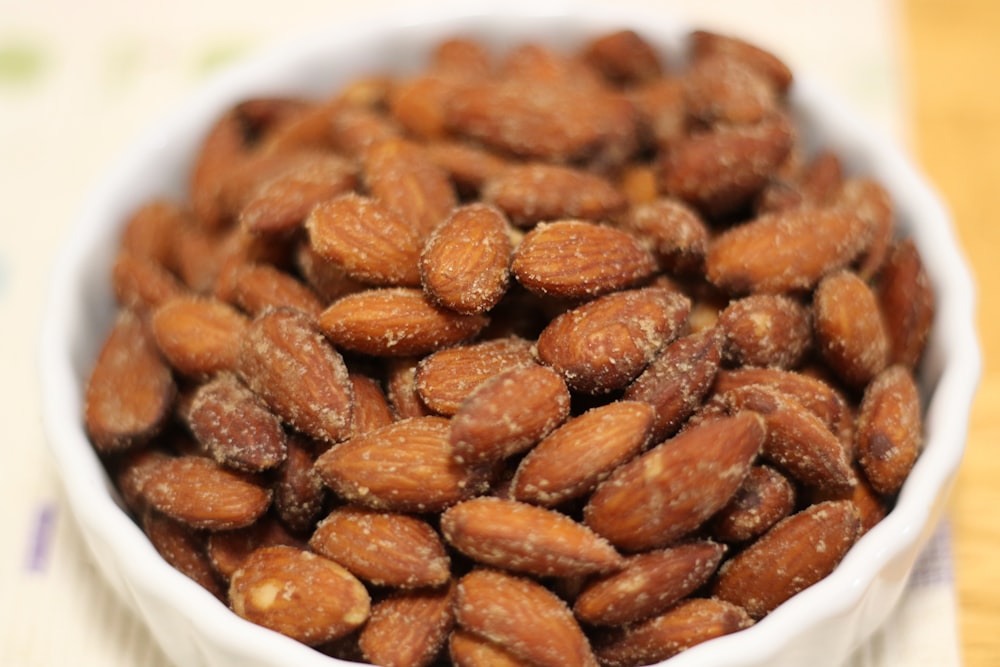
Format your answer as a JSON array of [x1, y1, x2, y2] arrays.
[[511, 220, 657, 299], [419, 202, 514, 314], [423, 140, 511, 196], [584, 412, 765, 552], [878, 238, 935, 368], [215, 262, 324, 319], [85, 310, 176, 452], [229, 545, 370, 646], [713, 499, 861, 619], [143, 510, 224, 599], [314, 416, 488, 512], [682, 54, 778, 127], [310, 506, 451, 588], [449, 364, 571, 464], [348, 372, 395, 436], [206, 518, 303, 581], [711, 465, 797, 543], [359, 584, 457, 667], [536, 286, 691, 394], [511, 401, 654, 507], [151, 295, 249, 378], [271, 435, 326, 533], [718, 293, 813, 369], [856, 365, 922, 496], [386, 357, 434, 419], [455, 569, 599, 667], [689, 29, 793, 93], [574, 540, 726, 626], [318, 288, 489, 357], [619, 197, 709, 276], [813, 269, 889, 388], [112, 251, 187, 313], [441, 497, 624, 578], [449, 629, 535, 667], [142, 455, 271, 530], [581, 29, 663, 85], [836, 177, 895, 279], [238, 308, 354, 444]]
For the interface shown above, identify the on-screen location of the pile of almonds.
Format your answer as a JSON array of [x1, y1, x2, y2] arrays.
[[84, 26, 934, 667]]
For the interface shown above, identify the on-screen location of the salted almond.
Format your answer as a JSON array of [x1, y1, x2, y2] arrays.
[[511, 401, 654, 507], [536, 287, 691, 394], [206, 518, 303, 581], [385, 357, 434, 419], [359, 584, 457, 667], [423, 140, 511, 195], [310, 506, 450, 588], [419, 203, 513, 314], [112, 251, 187, 313], [594, 597, 753, 667], [415, 336, 535, 415], [619, 198, 709, 276], [441, 497, 623, 577], [328, 104, 403, 160], [878, 238, 935, 368], [689, 29, 793, 93], [348, 372, 395, 436], [706, 207, 869, 294], [856, 365, 922, 496], [574, 540, 726, 626], [622, 327, 724, 441], [511, 220, 657, 299], [215, 262, 323, 319], [449, 629, 535, 667], [711, 465, 797, 543], [185, 373, 287, 473], [584, 412, 765, 552], [151, 295, 249, 378], [85, 310, 176, 452], [143, 510, 224, 600], [582, 29, 663, 85], [455, 569, 599, 667], [142, 455, 271, 530], [449, 364, 571, 464], [836, 178, 895, 279], [482, 163, 627, 227], [318, 288, 489, 357], [713, 500, 861, 619], [229, 545, 370, 646], [813, 269, 889, 388], [718, 293, 812, 369], [628, 77, 687, 150], [294, 240, 366, 303], [314, 416, 488, 512], [682, 54, 778, 127], [307, 193, 423, 287], [271, 435, 326, 533], [238, 308, 354, 444]]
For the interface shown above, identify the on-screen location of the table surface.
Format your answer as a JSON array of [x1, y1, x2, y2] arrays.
[[904, 0, 1000, 665]]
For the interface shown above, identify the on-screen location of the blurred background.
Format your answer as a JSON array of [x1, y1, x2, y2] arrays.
[[1, 0, 996, 665]]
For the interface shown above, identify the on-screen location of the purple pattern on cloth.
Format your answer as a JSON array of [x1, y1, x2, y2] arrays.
[[25, 502, 57, 573], [909, 520, 955, 588]]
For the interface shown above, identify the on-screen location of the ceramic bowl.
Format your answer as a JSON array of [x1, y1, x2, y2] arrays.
[[40, 3, 980, 666]]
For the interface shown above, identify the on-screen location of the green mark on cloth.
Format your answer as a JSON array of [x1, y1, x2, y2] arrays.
[[194, 41, 254, 77], [0, 39, 47, 86]]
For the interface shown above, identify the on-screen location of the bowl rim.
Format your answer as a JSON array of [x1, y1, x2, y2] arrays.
[[39, 2, 981, 666]]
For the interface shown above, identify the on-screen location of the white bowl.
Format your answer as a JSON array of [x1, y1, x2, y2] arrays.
[[39, 3, 980, 667]]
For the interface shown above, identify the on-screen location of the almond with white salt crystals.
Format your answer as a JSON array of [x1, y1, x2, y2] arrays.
[[419, 202, 514, 314], [441, 497, 624, 578], [813, 269, 890, 388], [878, 238, 935, 369], [318, 288, 489, 357], [359, 583, 457, 667], [230, 545, 370, 646], [449, 364, 571, 464], [856, 365, 922, 496], [215, 261, 324, 319], [314, 416, 488, 513], [455, 569, 599, 667], [711, 464, 797, 543], [584, 412, 765, 552], [619, 197, 710, 276], [151, 295, 249, 378], [511, 220, 657, 299], [310, 506, 451, 588], [143, 509, 225, 599], [713, 500, 861, 619], [449, 630, 535, 667], [239, 308, 354, 444], [718, 293, 813, 369], [511, 401, 654, 507], [535, 286, 691, 394], [271, 435, 327, 533], [706, 207, 870, 294], [85, 310, 176, 453]]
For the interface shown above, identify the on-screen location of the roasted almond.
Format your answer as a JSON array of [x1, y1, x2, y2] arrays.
[[711, 465, 797, 543], [449, 629, 535, 667], [348, 372, 396, 436], [813, 269, 889, 388], [619, 197, 710, 276], [206, 518, 303, 581], [856, 365, 922, 496], [359, 583, 457, 667], [271, 435, 326, 533], [143, 509, 224, 599], [878, 238, 935, 369], [151, 295, 249, 378], [718, 293, 813, 369], [215, 262, 323, 320]]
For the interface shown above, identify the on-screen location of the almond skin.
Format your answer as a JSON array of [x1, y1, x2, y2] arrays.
[[856, 365, 922, 496], [419, 202, 514, 314], [712, 499, 861, 619], [449, 364, 571, 464], [271, 435, 326, 534], [143, 510, 225, 600], [359, 583, 457, 667], [449, 629, 535, 667], [878, 238, 935, 369], [511, 401, 654, 507], [455, 569, 599, 667], [151, 295, 249, 378], [584, 412, 765, 552], [229, 545, 371, 646], [441, 497, 624, 578], [511, 220, 657, 299], [238, 308, 354, 444], [314, 416, 489, 513], [813, 269, 890, 388], [310, 506, 451, 588], [718, 293, 813, 369], [536, 286, 691, 394], [711, 465, 797, 543]]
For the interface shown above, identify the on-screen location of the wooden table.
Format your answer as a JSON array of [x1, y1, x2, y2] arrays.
[[905, 1, 1000, 664]]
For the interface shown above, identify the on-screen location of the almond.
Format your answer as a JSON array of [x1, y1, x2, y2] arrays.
[[215, 262, 323, 319], [536, 286, 691, 394], [582, 29, 663, 85], [511, 401, 654, 507], [813, 269, 889, 388], [455, 568, 599, 667], [418, 202, 513, 314], [836, 177, 895, 279], [271, 435, 326, 533], [511, 220, 657, 299], [85, 310, 176, 452], [584, 412, 765, 552], [206, 518, 303, 581], [689, 29, 793, 93], [856, 365, 922, 496], [711, 465, 797, 543], [718, 293, 813, 369], [229, 545, 370, 646], [112, 251, 186, 313], [682, 54, 778, 127], [348, 372, 396, 436], [449, 364, 571, 464], [619, 197, 709, 276], [712, 499, 861, 619], [238, 308, 354, 444], [359, 584, 457, 667], [441, 497, 624, 577], [318, 288, 489, 357], [143, 509, 224, 599], [449, 629, 535, 667], [151, 295, 249, 378], [878, 238, 935, 369], [574, 540, 726, 626], [314, 416, 488, 512]]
